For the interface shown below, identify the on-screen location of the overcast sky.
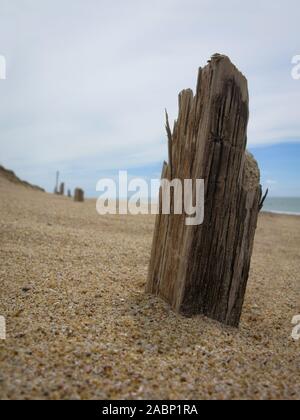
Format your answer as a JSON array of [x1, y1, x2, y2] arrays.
[[0, 0, 299, 196]]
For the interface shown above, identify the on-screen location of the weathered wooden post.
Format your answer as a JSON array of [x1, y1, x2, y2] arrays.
[[54, 171, 60, 194], [59, 182, 65, 196], [67, 189, 72, 198], [146, 54, 262, 327], [74, 188, 84, 202]]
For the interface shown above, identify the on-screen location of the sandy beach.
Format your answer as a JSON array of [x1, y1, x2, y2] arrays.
[[0, 175, 299, 400]]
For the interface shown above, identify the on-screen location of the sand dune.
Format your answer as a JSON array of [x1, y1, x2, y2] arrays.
[[0, 175, 299, 400], [0, 165, 45, 192]]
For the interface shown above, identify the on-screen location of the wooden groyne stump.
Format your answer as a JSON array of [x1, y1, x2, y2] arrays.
[[59, 182, 65, 196], [54, 171, 60, 194], [74, 188, 84, 202], [146, 54, 262, 327]]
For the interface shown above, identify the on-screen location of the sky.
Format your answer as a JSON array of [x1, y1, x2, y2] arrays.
[[0, 0, 299, 197]]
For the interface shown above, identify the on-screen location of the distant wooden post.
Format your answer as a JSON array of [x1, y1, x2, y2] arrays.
[[59, 182, 65, 196], [54, 171, 60, 194], [74, 188, 84, 202], [146, 55, 262, 327], [67, 189, 72, 198]]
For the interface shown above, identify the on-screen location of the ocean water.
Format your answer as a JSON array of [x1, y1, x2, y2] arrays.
[[262, 197, 300, 215]]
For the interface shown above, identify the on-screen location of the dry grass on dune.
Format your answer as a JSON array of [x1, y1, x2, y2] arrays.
[[0, 175, 299, 400]]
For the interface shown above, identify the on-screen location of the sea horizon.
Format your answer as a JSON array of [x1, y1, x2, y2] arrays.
[[262, 197, 300, 216]]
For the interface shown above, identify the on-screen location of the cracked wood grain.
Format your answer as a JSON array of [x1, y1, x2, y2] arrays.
[[146, 54, 262, 327]]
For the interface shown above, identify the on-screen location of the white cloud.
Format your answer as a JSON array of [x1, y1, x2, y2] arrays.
[[0, 0, 299, 188]]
